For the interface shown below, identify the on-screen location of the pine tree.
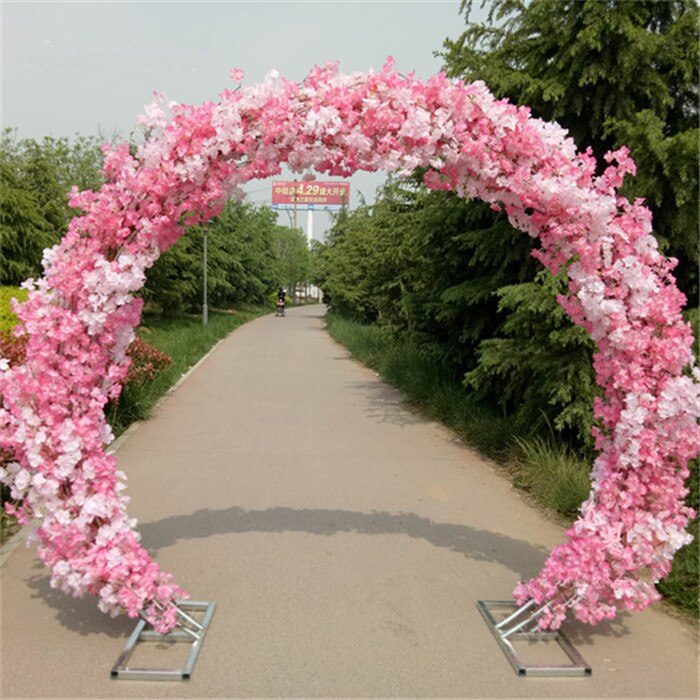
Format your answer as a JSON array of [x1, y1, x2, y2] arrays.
[[442, 0, 699, 297], [0, 154, 57, 285], [0, 130, 106, 285]]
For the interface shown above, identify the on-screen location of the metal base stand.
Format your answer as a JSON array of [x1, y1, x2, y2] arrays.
[[111, 600, 216, 681], [478, 600, 591, 677]]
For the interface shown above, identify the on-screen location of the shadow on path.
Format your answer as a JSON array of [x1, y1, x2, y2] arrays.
[[138, 505, 634, 643], [24, 560, 137, 639], [345, 380, 426, 427], [136, 505, 548, 579], [23, 505, 631, 643]]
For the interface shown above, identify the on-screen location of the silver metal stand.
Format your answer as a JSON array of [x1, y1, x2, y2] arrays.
[[478, 600, 591, 677], [111, 600, 216, 681]]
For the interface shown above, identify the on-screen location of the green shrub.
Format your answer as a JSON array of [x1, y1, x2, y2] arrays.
[[656, 478, 698, 617], [0, 286, 27, 333], [464, 270, 597, 448], [513, 437, 592, 518]]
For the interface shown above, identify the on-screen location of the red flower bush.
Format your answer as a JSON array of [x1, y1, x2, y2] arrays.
[[0, 333, 27, 369], [124, 337, 172, 386]]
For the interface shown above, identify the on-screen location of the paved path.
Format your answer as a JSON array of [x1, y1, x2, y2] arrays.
[[1, 305, 698, 698]]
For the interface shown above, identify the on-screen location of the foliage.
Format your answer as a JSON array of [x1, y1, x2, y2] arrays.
[[0, 156, 58, 285], [273, 226, 311, 294], [464, 269, 597, 446], [205, 202, 279, 306], [143, 200, 282, 315], [441, 0, 699, 298], [0, 130, 106, 285], [315, 180, 515, 344], [513, 437, 592, 517], [0, 286, 28, 334], [315, 180, 591, 442], [313, 184, 414, 324], [411, 195, 535, 364], [685, 307, 699, 361]]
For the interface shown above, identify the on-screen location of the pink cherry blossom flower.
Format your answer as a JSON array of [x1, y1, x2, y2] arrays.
[[1, 60, 697, 633]]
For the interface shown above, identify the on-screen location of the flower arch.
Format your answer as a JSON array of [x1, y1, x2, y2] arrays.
[[1, 60, 698, 633]]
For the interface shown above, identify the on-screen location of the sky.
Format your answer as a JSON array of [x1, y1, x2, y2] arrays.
[[1, 0, 487, 239]]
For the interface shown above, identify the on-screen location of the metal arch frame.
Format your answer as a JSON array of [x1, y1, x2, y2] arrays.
[[111, 597, 591, 680], [478, 600, 592, 677], [111, 600, 216, 681]]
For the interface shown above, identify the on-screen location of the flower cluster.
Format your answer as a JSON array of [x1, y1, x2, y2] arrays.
[[1, 59, 697, 632], [0, 332, 26, 371], [123, 338, 172, 386]]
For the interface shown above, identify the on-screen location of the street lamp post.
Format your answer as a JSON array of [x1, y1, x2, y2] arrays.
[[202, 225, 209, 326]]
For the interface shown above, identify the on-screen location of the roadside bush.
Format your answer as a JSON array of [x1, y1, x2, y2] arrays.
[[124, 338, 173, 385], [0, 285, 28, 369], [0, 332, 26, 368], [0, 286, 27, 334], [512, 437, 592, 518]]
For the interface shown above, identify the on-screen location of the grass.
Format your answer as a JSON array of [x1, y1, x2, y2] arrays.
[[106, 306, 269, 437], [325, 310, 699, 620], [512, 436, 592, 518], [656, 462, 699, 618], [0, 497, 20, 544], [326, 311, 522, 459]]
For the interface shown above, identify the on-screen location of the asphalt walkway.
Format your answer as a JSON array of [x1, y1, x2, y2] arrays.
[[1, 305, 698, 698]]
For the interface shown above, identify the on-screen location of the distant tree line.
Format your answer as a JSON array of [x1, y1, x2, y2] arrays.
[[0, 129, 311, 312], [143, 201, 310, 316]]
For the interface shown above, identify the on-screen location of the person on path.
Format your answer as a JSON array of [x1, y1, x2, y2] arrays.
[[276, 287, 287, 316]]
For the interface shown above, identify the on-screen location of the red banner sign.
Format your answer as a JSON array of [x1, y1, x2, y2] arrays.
[[271, 180, 350, 210]]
